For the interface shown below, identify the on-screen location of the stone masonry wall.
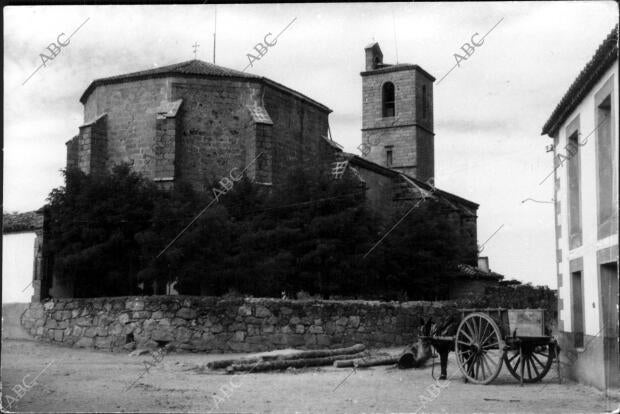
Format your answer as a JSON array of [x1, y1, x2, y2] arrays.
[[262, 84, 331, 187], [20, 296, 458, 353], [361, 67, 434, 181], [171, 78, 260, 190], [83, 78, 170, 177]]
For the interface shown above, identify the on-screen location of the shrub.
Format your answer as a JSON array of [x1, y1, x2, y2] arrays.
[[45, 165, 474, 300]]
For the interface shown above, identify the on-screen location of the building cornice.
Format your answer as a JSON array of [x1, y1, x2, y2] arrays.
[[541, 25, 618, 137], [360, 64, 436, 82], [361, 122, 435, 135]]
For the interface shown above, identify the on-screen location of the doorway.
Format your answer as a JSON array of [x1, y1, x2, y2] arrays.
[[600, 261, 619, 389]]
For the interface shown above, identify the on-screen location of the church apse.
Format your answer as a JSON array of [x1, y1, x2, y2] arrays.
[[67, 60, 333, 193]]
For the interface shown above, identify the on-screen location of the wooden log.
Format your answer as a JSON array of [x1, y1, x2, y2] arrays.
[[354, 356, 398, 368], [334, 359, 356, 368], [207, 343, 365, 370], [274, 344, 366, 361], [207, 357, 261, 370], [335, 355, 398, 368], [225, 351, 369, 373]]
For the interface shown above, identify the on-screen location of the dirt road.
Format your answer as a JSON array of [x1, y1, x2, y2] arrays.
[[1, 339, 618, 413]]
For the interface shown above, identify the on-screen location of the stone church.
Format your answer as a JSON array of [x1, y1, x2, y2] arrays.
[[66, 57, 334, 190], [34, 43, 485, 300]]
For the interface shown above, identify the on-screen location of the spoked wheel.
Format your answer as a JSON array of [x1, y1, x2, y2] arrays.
[[504, 343, 554, 383], [455, 312, 504, 384]]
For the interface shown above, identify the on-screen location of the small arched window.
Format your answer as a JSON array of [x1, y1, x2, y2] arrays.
[[382, 82, 395, 118]]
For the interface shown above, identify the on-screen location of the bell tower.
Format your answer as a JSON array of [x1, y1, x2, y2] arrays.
[[360, 43, 435, 181]]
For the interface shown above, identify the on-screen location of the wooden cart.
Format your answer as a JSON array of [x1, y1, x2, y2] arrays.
[[422, 308, 560, 385]]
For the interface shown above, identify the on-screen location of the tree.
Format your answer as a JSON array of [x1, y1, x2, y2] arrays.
[[45, 165, 472, 300], [367, 200, 471, 300], [46, 165, 159, 297]]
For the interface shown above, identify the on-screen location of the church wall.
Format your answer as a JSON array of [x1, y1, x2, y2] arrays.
[[170, 78, 261, 190], [65, 138, 78, 170], [82, 78, 170, 178], [350, 166, 397, 222], [262, 85, 331, 186], [79, 76, 332, 192], [77, 115, 108, 176], [254, 123, 274, 183], [415, 128, 434, 183]]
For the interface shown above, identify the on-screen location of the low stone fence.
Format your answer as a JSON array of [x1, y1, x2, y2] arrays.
[[20, 296, 459, 353]]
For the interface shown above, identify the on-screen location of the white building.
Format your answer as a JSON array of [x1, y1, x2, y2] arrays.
[[2, 211, 43, 303], [2, 232, 36, 303], [542, 25, 618, 391]]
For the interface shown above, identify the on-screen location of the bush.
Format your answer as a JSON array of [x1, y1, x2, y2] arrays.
[[46, 166, 473, 299]]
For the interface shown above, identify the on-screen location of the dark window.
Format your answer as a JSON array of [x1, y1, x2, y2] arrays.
[[422, 85, 427, 119], [386, 148, 393, 167], [567, 131, 582, 249], [382, 82, 395, 118], [571, 271, 584, 348], [596, 95, 615, 238]]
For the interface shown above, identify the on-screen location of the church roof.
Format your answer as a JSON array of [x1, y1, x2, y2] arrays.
[[360, 63, 436, 81], [341, 152, 479, 213], [541, 25, 618, 137], [81, 60, 257, 103], [79, 59, 331, 113], [456, 263, 504, 281]]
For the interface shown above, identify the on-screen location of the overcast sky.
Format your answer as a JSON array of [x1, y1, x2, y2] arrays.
[[3, 2, 618, 288]]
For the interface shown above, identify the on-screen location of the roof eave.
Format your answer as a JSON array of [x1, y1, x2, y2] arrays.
[[79, 73, 333, 114], [79, 71, 259, 104], [360, 64, 436, 82], [260, 77, 332, 114], [399, 172, 480, 210], [541, 25, 618, 137]]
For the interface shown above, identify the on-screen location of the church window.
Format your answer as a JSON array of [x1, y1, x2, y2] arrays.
[[382, 82, 395, 117], [386, 146, 393, 167]]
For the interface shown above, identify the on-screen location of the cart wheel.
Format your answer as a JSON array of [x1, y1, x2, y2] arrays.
[[455, 312, 504, 384], [504, 343, 554, 383]]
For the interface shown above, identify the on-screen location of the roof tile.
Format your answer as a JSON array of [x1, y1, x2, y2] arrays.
[[79, 59, 331, 113], [542, 25, 618, 136]]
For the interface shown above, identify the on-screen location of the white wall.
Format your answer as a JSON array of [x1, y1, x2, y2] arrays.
[[2, 232, 35, 303], [556, 62, 619, 336]]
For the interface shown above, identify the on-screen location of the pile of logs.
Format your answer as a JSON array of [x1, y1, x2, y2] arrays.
[[206, 344, 406, 373], [206, 344, 370, 373], [205, 319, 454, 374]]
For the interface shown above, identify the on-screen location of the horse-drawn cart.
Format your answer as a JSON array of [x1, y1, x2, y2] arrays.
[[421, 308, 560, 385]]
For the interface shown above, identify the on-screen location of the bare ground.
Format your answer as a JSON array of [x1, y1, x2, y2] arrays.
[[1, 339, 618, 413]]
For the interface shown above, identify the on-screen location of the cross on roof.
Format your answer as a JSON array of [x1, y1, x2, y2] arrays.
[[192, 42, 200, 59]]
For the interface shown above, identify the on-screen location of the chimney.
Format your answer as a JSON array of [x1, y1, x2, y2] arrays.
[[364, 42, 383, 71], [478, 257, 489, 273]]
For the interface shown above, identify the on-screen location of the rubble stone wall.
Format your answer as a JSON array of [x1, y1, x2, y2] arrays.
[[20, 296, 458, 353]]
